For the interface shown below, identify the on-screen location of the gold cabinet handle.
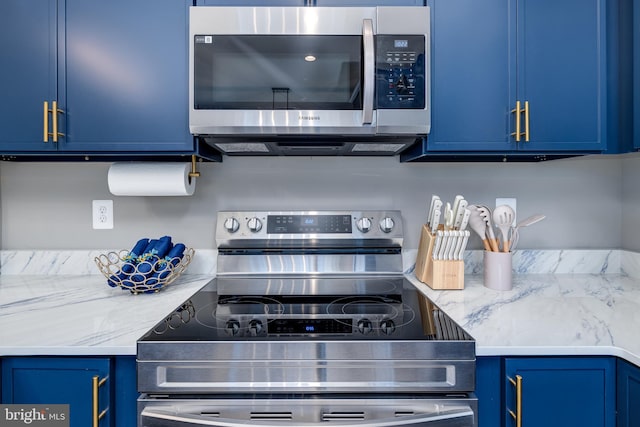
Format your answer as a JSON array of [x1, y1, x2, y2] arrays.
[[92, 375, 108, 427], [43, 101, 49, 142], [511, 101, 522, 142], [508, 374, 522, 427], [52, 101, 64, 143], [523, 101, 530, 142]]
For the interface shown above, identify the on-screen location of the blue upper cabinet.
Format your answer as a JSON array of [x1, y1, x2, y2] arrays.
[[516, 0, 606, 152], [415, 0, 515, 153], [196, 1, 423, 5], [403, 0, 615, 160], [0, 1, 58, 152], [634, 0, 640, 150], [0, 0, 198, 157]]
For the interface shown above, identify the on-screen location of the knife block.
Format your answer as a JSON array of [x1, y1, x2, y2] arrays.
[[414, 224, 465, 290]]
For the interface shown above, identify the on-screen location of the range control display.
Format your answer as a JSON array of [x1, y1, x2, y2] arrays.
[[267, 215, 352, 234]]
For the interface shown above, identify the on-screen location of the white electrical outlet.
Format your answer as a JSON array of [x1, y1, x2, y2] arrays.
[[495, 197, 517, 226], [92, 200, 114, 229]]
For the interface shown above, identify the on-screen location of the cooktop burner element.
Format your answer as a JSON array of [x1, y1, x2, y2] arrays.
[[140, 277, 458, 341]]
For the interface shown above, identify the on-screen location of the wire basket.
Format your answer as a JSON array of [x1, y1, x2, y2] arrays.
[[94, 247, 195, 294]]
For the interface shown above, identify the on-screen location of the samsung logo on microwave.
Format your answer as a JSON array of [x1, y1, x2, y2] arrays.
[[299, 115, 320, 121], [195, 35, 213, 44]]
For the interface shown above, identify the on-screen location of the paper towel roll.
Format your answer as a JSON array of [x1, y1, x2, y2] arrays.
[[108, 162, 196, 196]]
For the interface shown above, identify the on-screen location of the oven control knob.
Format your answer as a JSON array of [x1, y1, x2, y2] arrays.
[[379, 319, 396, 335], [224, 217, 240, 233], [248, 319, 264, 336], [225, 319, 241, 336], [247, 217, 263, 233], [357, 319, 373, 334], [379, 217, 395, 233], [356, 217, 372, 233]]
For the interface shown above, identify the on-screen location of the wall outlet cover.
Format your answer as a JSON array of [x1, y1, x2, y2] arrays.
[[92, 200, 114, 229]]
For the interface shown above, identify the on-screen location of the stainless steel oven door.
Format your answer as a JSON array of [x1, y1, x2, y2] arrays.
[[138, 395, 477, 427]]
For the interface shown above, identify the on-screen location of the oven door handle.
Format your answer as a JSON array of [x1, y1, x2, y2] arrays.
[[141, 407, 474, 427]]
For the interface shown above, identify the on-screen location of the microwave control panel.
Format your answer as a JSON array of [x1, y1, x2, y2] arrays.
[[376, 35, 426, 110]]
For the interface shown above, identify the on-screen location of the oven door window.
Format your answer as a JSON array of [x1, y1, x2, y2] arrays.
[[194, 35, 362, 110]]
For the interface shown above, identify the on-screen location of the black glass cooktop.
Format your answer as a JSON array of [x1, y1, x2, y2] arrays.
[[138, 277, 472, 343]]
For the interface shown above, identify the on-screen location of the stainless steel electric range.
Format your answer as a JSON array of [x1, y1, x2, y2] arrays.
[[137, 211, 477, 427]]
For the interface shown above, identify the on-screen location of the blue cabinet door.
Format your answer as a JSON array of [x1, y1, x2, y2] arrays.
[[0, 0, 58, 152], [504, 357, 615, 427], [0, 0, 195, 156], [404, 0, 610, 160], [1, 357, 112, 427], [475, 356, 501, 427], [61, 0, 194, 153], [423, 0, 515, 153], [617, 359, 640, 427], [516, 0, 607, 152], [634, 0, 640, 150], [114, 356, 137, 427]]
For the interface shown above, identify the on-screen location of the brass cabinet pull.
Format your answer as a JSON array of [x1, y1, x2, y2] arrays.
[[43, 101, 64, 143], [52, 101, 64, 143], [43, 101, 49, 142], [92, 375, 108, 427], [511, 101, 522, 142], [523, 101, 530, 142], [508, 374, 522, 427]]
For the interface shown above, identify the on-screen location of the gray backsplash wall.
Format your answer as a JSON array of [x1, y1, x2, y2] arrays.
[[622, 154, 640, 251], [0, 153, 634, 251]]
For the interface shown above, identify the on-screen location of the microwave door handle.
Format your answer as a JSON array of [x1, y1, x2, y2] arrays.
[[141, 407, 475, 427], [362, 18, 374, 125]]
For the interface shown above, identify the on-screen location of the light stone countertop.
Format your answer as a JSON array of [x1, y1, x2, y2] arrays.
[[2, 248, 640, 365], [0, 274, 211, 356], [407, 273, 640, 366]]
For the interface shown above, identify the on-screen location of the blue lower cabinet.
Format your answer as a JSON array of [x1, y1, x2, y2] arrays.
[[114, 356, 137, 427], [504, 357, 615, 427], [475, 356, 501, 427], [1, 357, 113, 427], [617, 358, 640, 427]]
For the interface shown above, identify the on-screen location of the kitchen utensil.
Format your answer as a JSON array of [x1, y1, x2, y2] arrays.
[[458, 208, 471, 231], [509, 214, 546, 251], [477, 205, 500, 252], [430, 200, 443, 234], [447, 231, 460, 260], [451, 195, 464, 221], [432, 230, 443, 260], [453, 199, 468, 229], [444, 202, 454, 230], [493, 205, 515, 252], [456, 231, 470, 260], [467, 205, 492, 251], [427, 195, 440, 228]]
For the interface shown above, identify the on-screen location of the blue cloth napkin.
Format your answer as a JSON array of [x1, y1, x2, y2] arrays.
[[129, 236, 175, 287], [146, 243, 186, 288], [108, 238, 149, 287]]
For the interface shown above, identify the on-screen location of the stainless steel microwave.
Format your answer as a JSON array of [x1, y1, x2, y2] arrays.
[[189, 6, 430, 155]]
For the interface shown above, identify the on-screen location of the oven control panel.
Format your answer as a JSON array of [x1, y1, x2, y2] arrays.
[[223, 317, 397, 337], [216, 210, 403, 243]]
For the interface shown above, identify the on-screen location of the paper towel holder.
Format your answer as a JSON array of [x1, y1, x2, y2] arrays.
[[188, 155, 201, 179]]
